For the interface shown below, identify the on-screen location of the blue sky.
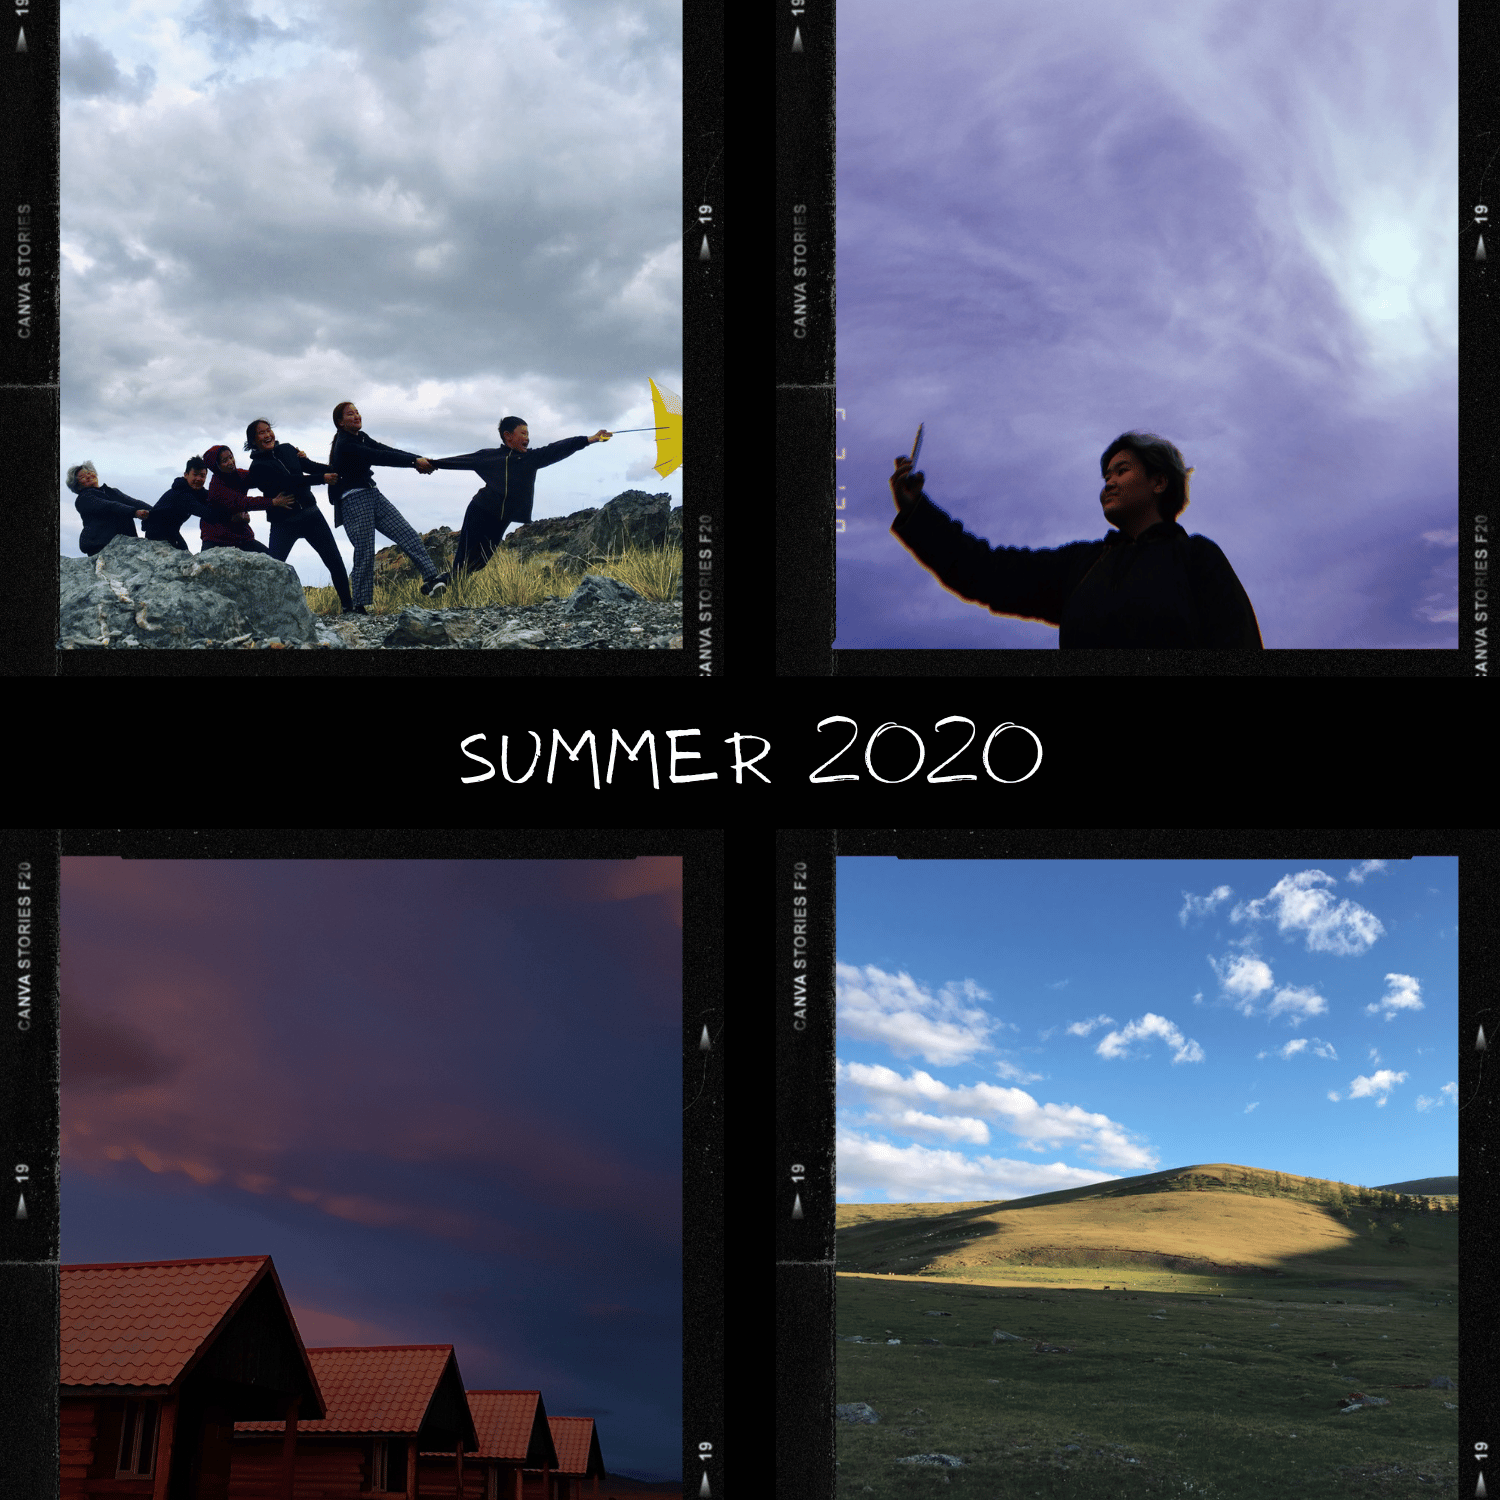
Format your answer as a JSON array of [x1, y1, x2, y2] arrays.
[[60, 857, 682, 1481], [836, 856, 1457, 1202], [835, 0, 1456, 648]]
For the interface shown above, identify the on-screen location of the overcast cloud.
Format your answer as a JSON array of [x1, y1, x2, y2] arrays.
[[835, 0, 1456, 648], [60, 0, 682, 587]]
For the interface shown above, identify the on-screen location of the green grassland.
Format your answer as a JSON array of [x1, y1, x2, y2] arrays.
[[836, 1164, 1457, 1499]]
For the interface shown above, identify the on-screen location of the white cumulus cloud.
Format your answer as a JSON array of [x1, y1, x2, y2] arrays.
[[1230, 869, 1385, 954], [1312, 1039, 1339, 1060], [834, 1131, 1122, 1204], [1094, 1013, 1204, 1065], [1209, 952, 1276, 1014], [1365, 972, 1424, 1021], [1345, 1069, 1409, 1107], [1267, 984, 1328, 1026], [1345, 859, 1389, 884], [836, 1060, 1159, 1170], [836, 961, 997, 1065], [1179, 884, 1233, 925]]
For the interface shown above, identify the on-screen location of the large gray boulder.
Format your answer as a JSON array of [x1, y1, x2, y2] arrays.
[[59, 536, 320, 648], [565, 490, 673, 561]]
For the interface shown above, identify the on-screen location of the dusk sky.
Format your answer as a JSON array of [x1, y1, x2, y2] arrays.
[[836, 856, 1457, 1202], [58, 0, 682, 588], [60, 856, 683, 1482], [834, 0, 1457, 650]]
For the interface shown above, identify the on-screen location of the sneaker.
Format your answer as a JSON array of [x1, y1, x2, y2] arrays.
[[420, 574, 448, 597]]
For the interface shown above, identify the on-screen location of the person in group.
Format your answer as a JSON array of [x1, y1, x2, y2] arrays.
[[142, 456, 213, 551], [324, 402, 447, 614], [66, 462, 152, 556], [889, 430, 1263, 648], [243, 418, 357, 613], [199, 443, 285, 553], [421, 416, 613, 576]]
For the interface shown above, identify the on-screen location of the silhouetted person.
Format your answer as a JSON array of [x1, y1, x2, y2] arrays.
[[424, 416, 611, 575], [143, 456, 213, 551], [890, 431, 1263, 647], [325, 402, 444, 613], [245, 418, 358, 612]]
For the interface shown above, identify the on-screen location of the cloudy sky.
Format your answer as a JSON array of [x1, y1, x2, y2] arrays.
[[836, 856, 1457, 1203], [59, 0, 682, 588], [61, 856, 683, 1482], [834, 0, 1457, 649]]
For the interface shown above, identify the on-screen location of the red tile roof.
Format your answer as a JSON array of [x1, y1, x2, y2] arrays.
[[544, 1417, 603, 1477], [420, 1391, 555, 1464], [237, 1346, 458, 1436], [61, 1255, 307, 1393]]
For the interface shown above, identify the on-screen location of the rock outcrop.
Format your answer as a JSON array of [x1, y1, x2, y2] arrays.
[[59, 542, 682, 651], [58, 537, 321, 649]]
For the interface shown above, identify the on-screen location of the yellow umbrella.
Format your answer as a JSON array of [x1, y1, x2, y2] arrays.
[[648, 378, 682, 478]]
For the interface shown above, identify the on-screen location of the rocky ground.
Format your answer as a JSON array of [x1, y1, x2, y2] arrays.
[[313, 593, 682, 650]]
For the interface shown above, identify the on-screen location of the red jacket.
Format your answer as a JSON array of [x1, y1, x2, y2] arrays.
[[201, 461, 272, 547]]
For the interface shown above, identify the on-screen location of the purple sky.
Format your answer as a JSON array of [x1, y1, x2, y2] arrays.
[[835, 0, 1456, 649], [60, 857, 682, 1482]]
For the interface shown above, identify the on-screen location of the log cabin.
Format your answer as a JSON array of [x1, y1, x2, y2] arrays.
[[60, 1254, 327, 1500], [415, 1390, 559, 1500], [232, 1345, 477, 1499], [522, 1418, 606, 1500]]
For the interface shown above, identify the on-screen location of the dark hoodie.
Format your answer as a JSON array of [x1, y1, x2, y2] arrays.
[[200, 445, 274, 548], [327, 427, 424, 528], [143, 475, 211, 551], [246, 442, 334, 519], [891, 494, 1264, 648], [74, 482, 148, 556], [427, 435, 589, 527]]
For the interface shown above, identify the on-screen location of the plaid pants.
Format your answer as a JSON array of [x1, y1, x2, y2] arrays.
[[342, 487, 438, 605]]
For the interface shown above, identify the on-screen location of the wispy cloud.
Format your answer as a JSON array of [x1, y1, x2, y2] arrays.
[[1311, 1039, 1338, 1060], [1244, 1101, 1260, 1112], [1094, 1013, 1204, 1065], [837, 1060, 1159, 1170], [1365, 972, 1424, 1021], [1345, 859, 1389, 884], [1415, 1081, 1458, 1111], [1343, 1069, 1409, 1107], [1230, 870, 1385, 954], [1047, 978, 1070, 990], [835, 961, 997, 1065], [1179, 884, 1233, 925], [1065, 1014, 1115, 1037], [993, 1058, 1047, 1084]]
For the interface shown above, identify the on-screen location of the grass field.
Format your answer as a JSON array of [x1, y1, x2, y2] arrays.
[[301, 538, 681, 615], [835, 1165, 1457, 1499]]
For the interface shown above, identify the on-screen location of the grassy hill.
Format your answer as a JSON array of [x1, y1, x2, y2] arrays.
[[1373, 1176, 1457, 1197], [835, 1164, 1456, 1283]]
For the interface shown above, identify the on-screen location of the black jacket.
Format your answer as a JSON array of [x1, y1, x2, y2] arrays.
[[75, 483, 148, 556], [428, 436, 589, 526], [246, 443, 333, 520], [143, 476, 211, 549], [327, 428, 424, 527], [892, 494, 1263, 648]]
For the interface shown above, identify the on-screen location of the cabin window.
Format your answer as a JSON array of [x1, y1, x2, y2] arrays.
[[372, 1437, 409, 1493], [115, 1399, 158, 1477]]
